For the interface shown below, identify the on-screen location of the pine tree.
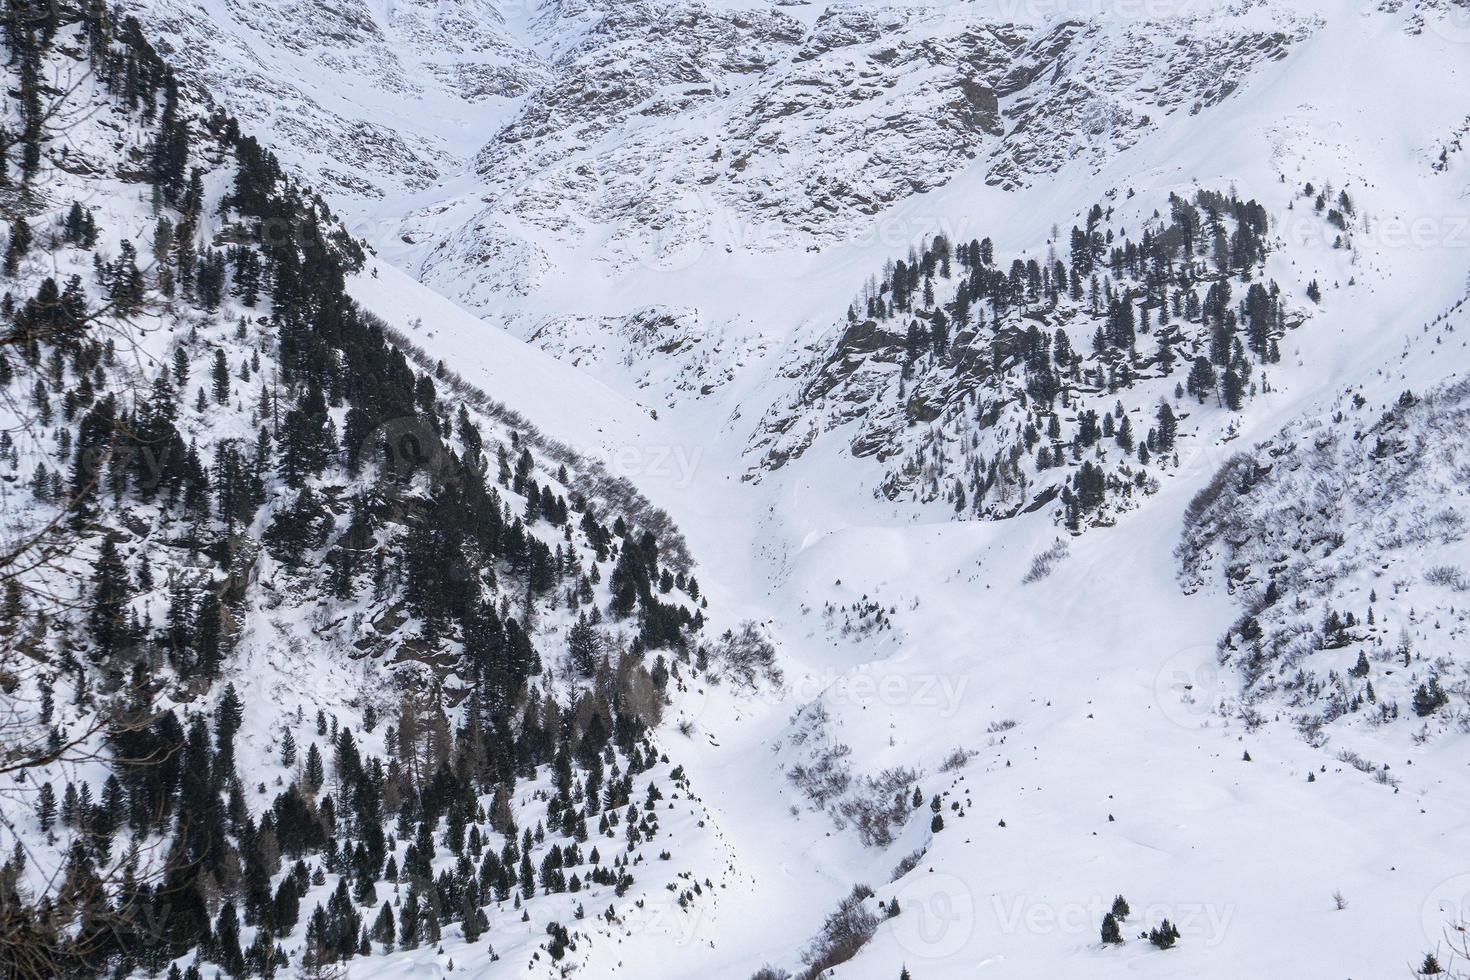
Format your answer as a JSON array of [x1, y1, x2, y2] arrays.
[[1413, 677, 1449, 717], [1148, 919, 1180, 949], [215, 683, 244, 774], [89, 534, 132, 656], [567, 614, 599, 676], [195, 589, 223, 678], [304, 743, 324, 793], [5, 217, 31, 275], [1101, 912, 1123, 945], [214, 901, 245, 976], [212, 348, 230, 404], [36, 782, 55, 831], [173, 346, 190, 388], [461, 880, 483, 942], [373, 901, 395, 950], [1186, 356, 1216, 403], [1115, 414, 1134, 453], [1222, 367, 1245, 411], [1155, 401, 1177, 453]]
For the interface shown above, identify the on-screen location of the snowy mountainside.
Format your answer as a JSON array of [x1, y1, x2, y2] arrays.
[[395, 0, 1317, 315], [125, 0, 542, 200], [0, 12, 752, 980], [6, 0, 1470, 979], [748, 185, 1323, 530], [122, 0, 1320, 331], [1177, 299, 1470, 743]]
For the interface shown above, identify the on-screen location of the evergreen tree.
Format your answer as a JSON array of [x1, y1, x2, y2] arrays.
[[1222, 367, 1245, 411], [1186, 356, 1216, 403], [1148, 919, 1181, 949], [212, 348, 230, 404], [304, 743, 324, 793], [1155, 401, 1177, 453], [89, 534, 132, 657], [567, 614, 599, 676], [37, 782, 55, 831]]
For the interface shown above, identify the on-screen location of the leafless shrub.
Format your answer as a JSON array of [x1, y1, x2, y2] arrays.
[[1297, 715, 1328, 748], [1175, 452, 1257, 580], [799, 885, 879, 980], [1022, 539, 1069, 584], [839, 766, 919, 847], [1239, 706, 1268, 731], [939, 746, 975, 772], [1426, 565, 1470, 592], [787, 743, 852, 808], [891, 846, 926, 882], [750, 968, 791, 980], [1372, 767, 1399, 788], [709, 621, 783, 691]]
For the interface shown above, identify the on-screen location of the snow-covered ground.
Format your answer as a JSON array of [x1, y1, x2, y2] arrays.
[[8, 0, 1470, 976], [328, 1, 1470, 976]]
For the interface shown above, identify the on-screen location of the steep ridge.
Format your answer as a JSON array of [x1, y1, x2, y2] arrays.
[[122, 0, 1320, 405], [0, 8, 751, 979], [4, 0, 1470, 979]]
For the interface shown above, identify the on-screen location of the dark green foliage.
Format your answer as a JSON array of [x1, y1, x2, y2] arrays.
[[0, 11, 703, 979], [1148, 919, 1180, 949], [1413, 676, 1450, 717]]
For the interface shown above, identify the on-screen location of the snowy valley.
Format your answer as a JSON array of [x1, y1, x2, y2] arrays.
[[2, 1, 1470, 980]]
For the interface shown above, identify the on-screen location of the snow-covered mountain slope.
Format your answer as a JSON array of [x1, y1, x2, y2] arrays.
[[0, 14, 743, 980], [6, 0, 1470, 979], [748, 186, 1312, 527], [350, 2, 1470, 976], [127, 0, 1318, 337], [128, 0, 542, 201]]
